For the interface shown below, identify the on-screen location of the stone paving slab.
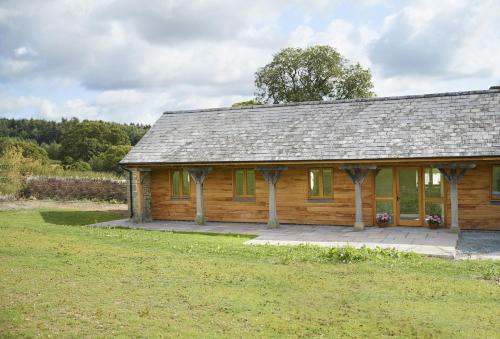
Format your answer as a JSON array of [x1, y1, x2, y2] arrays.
[[93, 219, 461, 258], [456, 230, 500, 260]]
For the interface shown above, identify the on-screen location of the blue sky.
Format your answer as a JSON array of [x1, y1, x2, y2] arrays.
[[0, 0, 499, 124]]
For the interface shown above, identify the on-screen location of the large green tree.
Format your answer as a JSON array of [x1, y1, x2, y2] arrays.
[[255, 45, 375, 104], [60, 121, 130, 162]]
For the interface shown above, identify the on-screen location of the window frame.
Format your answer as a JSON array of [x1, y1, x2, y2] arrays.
[[491, 165, 500, 201], [233, 168, 256, 200], [307, 168, 334, 200], [171, 169, 190, 199], [374, 168, 395, 224], [423, 167, 445, 222]]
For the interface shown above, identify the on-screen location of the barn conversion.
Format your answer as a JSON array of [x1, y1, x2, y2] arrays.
[[121, 87, 500, 232]]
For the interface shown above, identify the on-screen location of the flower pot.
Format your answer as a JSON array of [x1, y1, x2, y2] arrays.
[[427, 222, 440, 229], [377, 221, 390, 228]]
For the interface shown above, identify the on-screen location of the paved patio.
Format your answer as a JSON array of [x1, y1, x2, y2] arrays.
[[456, 231, 500, 260], [93, 219, 460, 258]]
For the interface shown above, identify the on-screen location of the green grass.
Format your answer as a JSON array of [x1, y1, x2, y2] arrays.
[[0, 209, 499, 338]]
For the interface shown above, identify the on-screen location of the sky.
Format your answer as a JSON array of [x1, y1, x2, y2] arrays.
[[0, 0, 499, 124]]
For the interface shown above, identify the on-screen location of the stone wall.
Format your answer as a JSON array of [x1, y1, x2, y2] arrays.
[[23, 176, 127, 202], [131, 169, 151, 223]]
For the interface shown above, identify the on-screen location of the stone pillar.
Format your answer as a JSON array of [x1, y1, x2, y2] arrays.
[[187, 167, 212, 225], [434, 163, 475, 233], [258, 166, 286, 228], [340, 165, 377, 231], [131, 168, 151, 223]]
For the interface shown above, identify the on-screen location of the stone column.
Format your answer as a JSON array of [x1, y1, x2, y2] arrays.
[[187, 167, 212, 225], [434, 163, 475, 233], [131, 168, 151, 223], [340, 165, 377, 231], [258, 166, 286, 228]]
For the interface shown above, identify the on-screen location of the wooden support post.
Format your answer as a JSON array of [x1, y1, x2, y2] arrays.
[[187, 167, 212, 225], [258, 166, 286, 228], [433, 163, 475, 233], [340, 165, 377, 231]]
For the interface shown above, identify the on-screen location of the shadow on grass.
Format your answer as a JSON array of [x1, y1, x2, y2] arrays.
[[40, 210, 124, 226]]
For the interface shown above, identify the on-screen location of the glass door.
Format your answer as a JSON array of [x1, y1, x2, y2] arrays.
[[397, 168, 422, 226], [375, 168, 395, 225]]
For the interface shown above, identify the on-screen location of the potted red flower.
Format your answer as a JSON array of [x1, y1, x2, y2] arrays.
[[376, 212, 391, 227], [425, 214, 443, 229]]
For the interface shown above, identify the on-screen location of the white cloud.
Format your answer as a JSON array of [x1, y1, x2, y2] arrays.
[[0, 0, 498, 123]]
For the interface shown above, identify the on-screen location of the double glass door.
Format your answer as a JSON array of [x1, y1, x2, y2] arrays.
[[375, 167, 445, 226]]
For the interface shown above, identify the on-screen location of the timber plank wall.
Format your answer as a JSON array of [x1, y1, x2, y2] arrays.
[[150, 163, 500, 230], [151, 167, 373, 225]]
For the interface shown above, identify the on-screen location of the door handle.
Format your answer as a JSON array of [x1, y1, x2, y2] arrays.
[[396, 196, 400, 201]]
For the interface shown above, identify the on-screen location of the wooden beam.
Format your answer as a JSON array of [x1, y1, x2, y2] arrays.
[[122, 156, 500, 169]]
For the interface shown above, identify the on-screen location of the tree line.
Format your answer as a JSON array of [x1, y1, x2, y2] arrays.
[[0, 118, 149, 173]]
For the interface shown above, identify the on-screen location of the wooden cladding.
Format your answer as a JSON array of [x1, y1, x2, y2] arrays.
[[149, 162, 500, 230], [491, 165, 500, 200]]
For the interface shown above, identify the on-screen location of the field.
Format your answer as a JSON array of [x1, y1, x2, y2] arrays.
[[0, 209, 499, 337]]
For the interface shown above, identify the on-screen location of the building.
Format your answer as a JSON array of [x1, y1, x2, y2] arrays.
[[120, 87, 500, 232]]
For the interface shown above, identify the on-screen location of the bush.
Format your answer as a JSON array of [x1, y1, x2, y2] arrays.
[[67, 160, 91, 171], [0, 137, 49, 163], [319, 246, 415, 264], [0, 147, 41, 195], [89, 156, 105, 172]]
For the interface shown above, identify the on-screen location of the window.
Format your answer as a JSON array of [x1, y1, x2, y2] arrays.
[[492, 166, 500, 200], [234, 169, 255, 198], [308, 168, 333, 199], [172, 169, 190, 198], [424, 168, 444, 220]]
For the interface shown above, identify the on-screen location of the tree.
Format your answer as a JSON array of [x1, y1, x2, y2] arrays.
[[41, 142, 62, 160], [60, 121, 130, 162], [255, 45, 375, 104], [231, 100, 261, 108], [90, 145, 131, 173]]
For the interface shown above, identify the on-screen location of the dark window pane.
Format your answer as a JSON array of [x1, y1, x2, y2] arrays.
[[323, 169, 332, 197], [425, 168, 443, 198], [375, 169, 392, 197], [235, 170, 244, 196], [182, 170, 190, 195], [246, 169, 255, 196], [376, 200, 393, 215], [493, 166, 500, 197], [399, 169, 419, 220], [172, 170, 180, 196], [309, 169, 320, 196]]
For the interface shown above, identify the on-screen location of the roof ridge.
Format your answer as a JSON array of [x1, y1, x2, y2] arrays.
[[162, 88, 500, 115]]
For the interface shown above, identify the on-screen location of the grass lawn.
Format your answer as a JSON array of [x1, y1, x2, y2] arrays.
[[0, 209, 499, 338]]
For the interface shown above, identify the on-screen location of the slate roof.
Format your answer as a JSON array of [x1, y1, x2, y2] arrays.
[[121, 89, 500, 164]]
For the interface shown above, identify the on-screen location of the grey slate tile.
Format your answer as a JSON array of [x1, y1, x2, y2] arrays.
[[121, 89, 500, 164]]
